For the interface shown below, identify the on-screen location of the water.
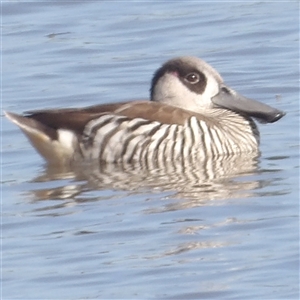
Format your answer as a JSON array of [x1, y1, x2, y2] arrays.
[[2, 1, 299, 299]]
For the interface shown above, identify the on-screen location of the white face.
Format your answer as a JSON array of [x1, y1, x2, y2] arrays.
[[151, 57, 224, 113]]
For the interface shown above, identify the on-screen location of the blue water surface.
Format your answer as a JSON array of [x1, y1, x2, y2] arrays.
[[2, 1, 299, 299]]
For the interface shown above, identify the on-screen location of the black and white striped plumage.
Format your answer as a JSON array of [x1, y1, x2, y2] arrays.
[[5, 56, 285, 165]]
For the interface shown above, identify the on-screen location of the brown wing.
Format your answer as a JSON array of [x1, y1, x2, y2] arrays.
[[114, 101, 193, 126], [23, 100, 197, 137], [24, 102, 134, 136]]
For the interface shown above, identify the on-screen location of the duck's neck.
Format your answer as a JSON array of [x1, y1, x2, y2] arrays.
[[192, 108, 260, 154]]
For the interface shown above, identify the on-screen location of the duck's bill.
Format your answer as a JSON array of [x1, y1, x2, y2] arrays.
[[212, 84, 285, 123]]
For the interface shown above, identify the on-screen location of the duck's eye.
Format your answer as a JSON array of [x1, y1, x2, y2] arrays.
[[185, 72, 200, 84]]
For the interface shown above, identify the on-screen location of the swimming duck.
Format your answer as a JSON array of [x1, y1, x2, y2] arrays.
[[5, 56, 285, 165]]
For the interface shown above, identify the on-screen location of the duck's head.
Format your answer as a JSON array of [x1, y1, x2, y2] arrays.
[[150, 56, 285, 123]]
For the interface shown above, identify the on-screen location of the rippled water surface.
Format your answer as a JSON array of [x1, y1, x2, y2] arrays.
[[2, 2, 299, 299]]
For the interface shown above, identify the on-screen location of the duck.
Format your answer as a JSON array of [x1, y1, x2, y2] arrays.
[[5, 56, 285, 166]]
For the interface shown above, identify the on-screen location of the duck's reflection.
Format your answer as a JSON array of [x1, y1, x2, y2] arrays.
[[29, 153, 262, 204]]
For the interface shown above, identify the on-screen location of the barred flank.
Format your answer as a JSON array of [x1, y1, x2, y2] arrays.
[[80, 112, 259, 164]]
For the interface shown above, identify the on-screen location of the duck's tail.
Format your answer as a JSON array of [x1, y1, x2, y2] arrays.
[[5, 111, 76, 164]]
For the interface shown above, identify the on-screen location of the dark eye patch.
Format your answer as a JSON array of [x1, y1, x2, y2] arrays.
[[180, 70, 207, 94], [185, 72, 200, 84], [150, 59, 208, 99]]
